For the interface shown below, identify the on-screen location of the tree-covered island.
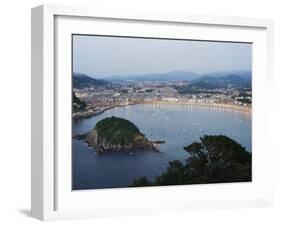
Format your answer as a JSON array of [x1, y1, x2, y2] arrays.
[[75, 117, 158, 153]]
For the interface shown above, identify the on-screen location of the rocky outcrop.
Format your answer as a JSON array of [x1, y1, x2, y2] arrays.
[[73, 109, 104, 120], [86, 130, 157, 153], [84, 117, 158, 153]]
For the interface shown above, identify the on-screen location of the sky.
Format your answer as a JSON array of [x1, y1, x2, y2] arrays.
[[73, 35, 252, 78]]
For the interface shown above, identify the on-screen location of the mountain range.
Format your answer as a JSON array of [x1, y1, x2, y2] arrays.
[[105, 70, 199, 82], [73, 73, 111, 89], [190, 74, 251, 89], [103, 70, 251, 83], [73, 70, 252, 89]]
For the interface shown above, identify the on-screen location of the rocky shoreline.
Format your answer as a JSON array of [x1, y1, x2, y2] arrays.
[[73, 117, 159, 154], [72, 106, 113, 120], [74, 131, 159, 154]]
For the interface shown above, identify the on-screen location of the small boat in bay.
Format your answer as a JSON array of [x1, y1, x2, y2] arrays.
[[153, 140, 165, 144]]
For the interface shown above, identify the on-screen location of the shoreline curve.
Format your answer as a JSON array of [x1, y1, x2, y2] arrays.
[[73, 101, 251, 120]]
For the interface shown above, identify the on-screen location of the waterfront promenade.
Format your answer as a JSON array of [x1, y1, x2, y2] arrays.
[[73, 100, 251, 120]]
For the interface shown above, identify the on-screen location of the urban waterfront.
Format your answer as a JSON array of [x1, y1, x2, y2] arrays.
[[72, 35, 252, 189], [72, 104, 251, 190]]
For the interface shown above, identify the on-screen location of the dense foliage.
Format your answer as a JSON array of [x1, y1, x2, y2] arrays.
[[95, 117, 142, 145], [130, 135, 251, 187]]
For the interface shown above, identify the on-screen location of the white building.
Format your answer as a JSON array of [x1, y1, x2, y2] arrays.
[[162, 97, 179, 102]]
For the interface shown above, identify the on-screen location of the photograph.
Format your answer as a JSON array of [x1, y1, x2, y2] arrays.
[[72, 34, 252, 190]]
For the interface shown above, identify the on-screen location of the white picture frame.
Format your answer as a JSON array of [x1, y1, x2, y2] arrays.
[[31, 4, 274, 221]]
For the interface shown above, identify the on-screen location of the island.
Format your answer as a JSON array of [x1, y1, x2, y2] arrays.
[[75, 116, 158, 153]]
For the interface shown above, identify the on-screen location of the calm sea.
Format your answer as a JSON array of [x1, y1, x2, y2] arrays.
[[72, 104, 251, 190]]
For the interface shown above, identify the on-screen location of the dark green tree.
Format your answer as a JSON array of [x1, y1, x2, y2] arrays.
[[130, 135, 251, 187], [183, 135, 252, 184]]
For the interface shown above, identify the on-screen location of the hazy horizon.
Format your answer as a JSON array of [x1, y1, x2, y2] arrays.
[[73, 35, 252, 78], [73, 69, 252, 78]]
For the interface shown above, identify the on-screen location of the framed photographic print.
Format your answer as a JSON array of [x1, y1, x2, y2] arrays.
[[31, 4, 274, 221]]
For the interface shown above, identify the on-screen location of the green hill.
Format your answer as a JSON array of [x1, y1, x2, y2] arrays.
[[73, 73, 111, 89], [95, 117, 141, 145], [86, 117, 157, 153]]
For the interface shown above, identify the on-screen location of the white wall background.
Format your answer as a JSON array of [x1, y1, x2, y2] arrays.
[[0, 0, 280, 225]]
